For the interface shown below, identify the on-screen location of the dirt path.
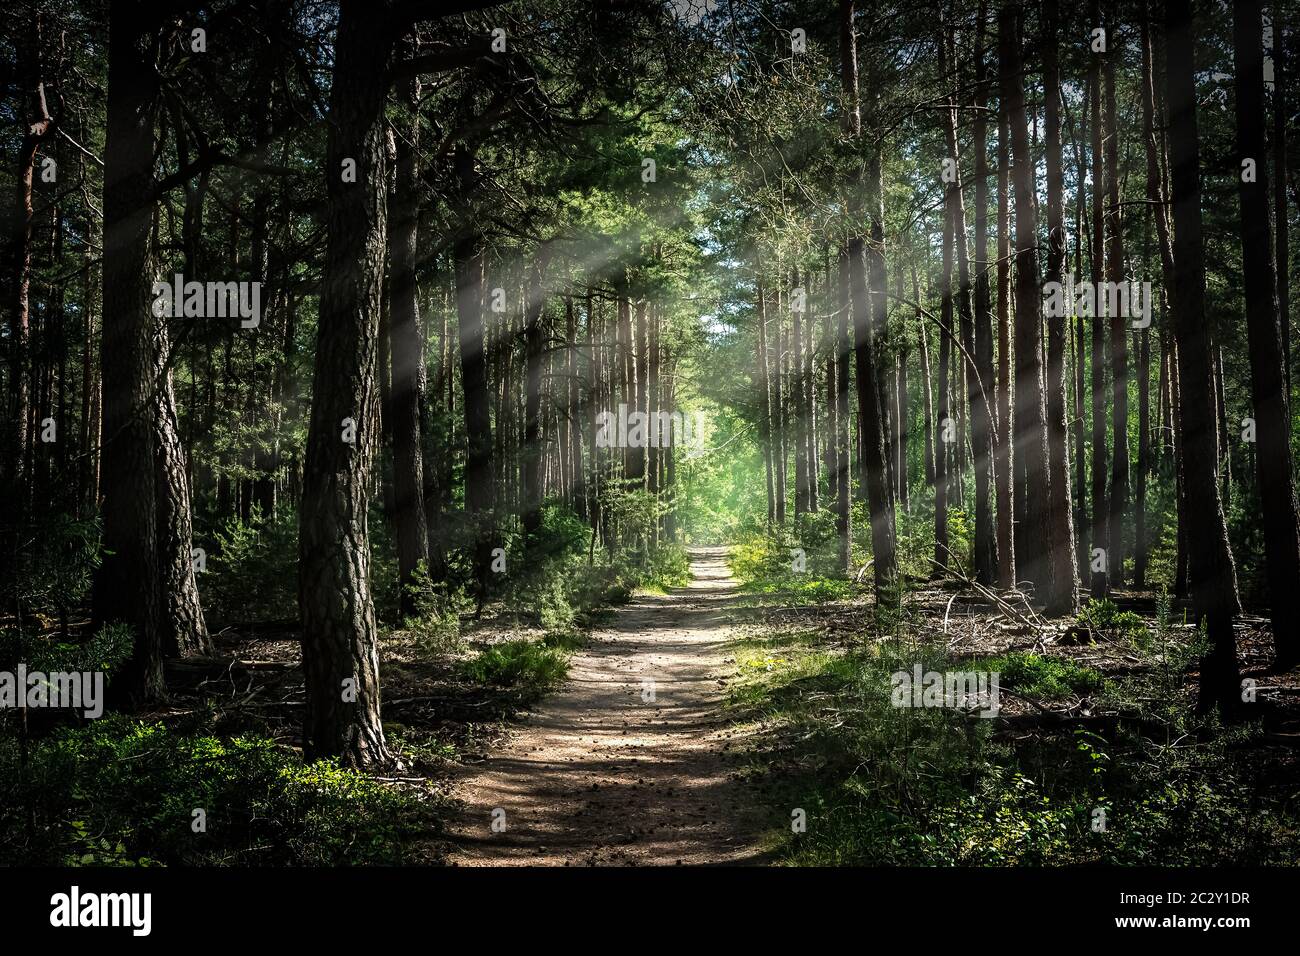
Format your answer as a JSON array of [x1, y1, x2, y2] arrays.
[[444, 546, 770, 866]]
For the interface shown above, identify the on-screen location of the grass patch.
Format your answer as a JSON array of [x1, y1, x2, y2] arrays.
[[727, 627, 1300, 867], [981, 652, 1105, 700], [457, 639, 571, 694]]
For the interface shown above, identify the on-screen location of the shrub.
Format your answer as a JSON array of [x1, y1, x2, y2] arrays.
[[457, 639, 569, 693], [0, 716, 436, 866], [1077, 598, 1148, 642]]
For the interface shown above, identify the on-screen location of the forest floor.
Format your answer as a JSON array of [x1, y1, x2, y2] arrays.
[[442, 547, 774, 865]]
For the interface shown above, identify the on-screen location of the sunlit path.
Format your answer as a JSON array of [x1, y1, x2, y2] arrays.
[[445, 547, 770, 866]]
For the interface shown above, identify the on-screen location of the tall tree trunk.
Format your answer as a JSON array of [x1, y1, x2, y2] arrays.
[[1234, 0, 1300, 668], [1104, 13, 1130, 588], [793, 268, 808, 515], [842, 0, 897, 593], [757, 274, 776, 529], [1041, 0, 1079, 615], [943, 21, 996, 585], [895, 264, 910, 513], [522, 247, 551, 543], [153, 323, 210, 657], [1165, 0, 1243, 713], [94, 0, 164, 706], [1001, 2, 1053, 600], [936, 207, 953, 571], [805, 271, 820, 511], [1274, 18, 1291, 403], [1137, 8, 1174, 589], [298, 0, 393, 767], [836, 249, 853, 571], [1089, 0, 1110, 599], [7, 8, 53, 506], [995, 108, 1015, 589], [388, 68, 428, 615], [454, 143, 495, 604], [1070, 87, 1091, 580]]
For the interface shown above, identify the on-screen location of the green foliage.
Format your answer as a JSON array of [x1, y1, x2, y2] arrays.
[[729, 527, 853, 604], [730, 631, 1298, 866], [0, 716, 437, 865], [982, 652, 1105, 699], [201, 507, 298, 624], [0, 622, 133, 677], [1076, 598, 1148, 642], [457, 639, 570, 693], [402, 560, 469, 656], [1, 513, 101, 625]]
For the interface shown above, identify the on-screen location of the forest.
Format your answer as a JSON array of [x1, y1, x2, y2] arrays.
[[1, 0, 1298, 882]]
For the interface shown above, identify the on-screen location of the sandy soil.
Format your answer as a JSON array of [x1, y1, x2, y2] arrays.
[[443, 547, 771, 866]]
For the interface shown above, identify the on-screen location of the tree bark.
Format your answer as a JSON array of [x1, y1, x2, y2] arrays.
[[1165, 0, 1242, 713], [1104, 12, 1130, 588], [943, 20, 996, 585], [1001, 2, 1053, 600], [153, 323, 210, 657], [1233, 0, 1300, 668], [1089, 0, 1110, 599], [454, 142, 496, 602], [1042, 0, 1079, 615], [388, 68, 429, 615], [93, 0, 164, 707], [298, 0, 393, 767], [522, 247, 551, 543], [995, 107, 1015, 589]]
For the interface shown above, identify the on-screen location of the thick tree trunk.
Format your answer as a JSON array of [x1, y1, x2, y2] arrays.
[[1233, 0, 1300, 668], [850, 232, 898, 593], [93, 0, 164, 707], [298, 0, 393, 767], [868, 153, 897, 507], [153, 324, 210, 657], [1274, 21, 1291, 402], [1165, 0, 1242, 713]]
